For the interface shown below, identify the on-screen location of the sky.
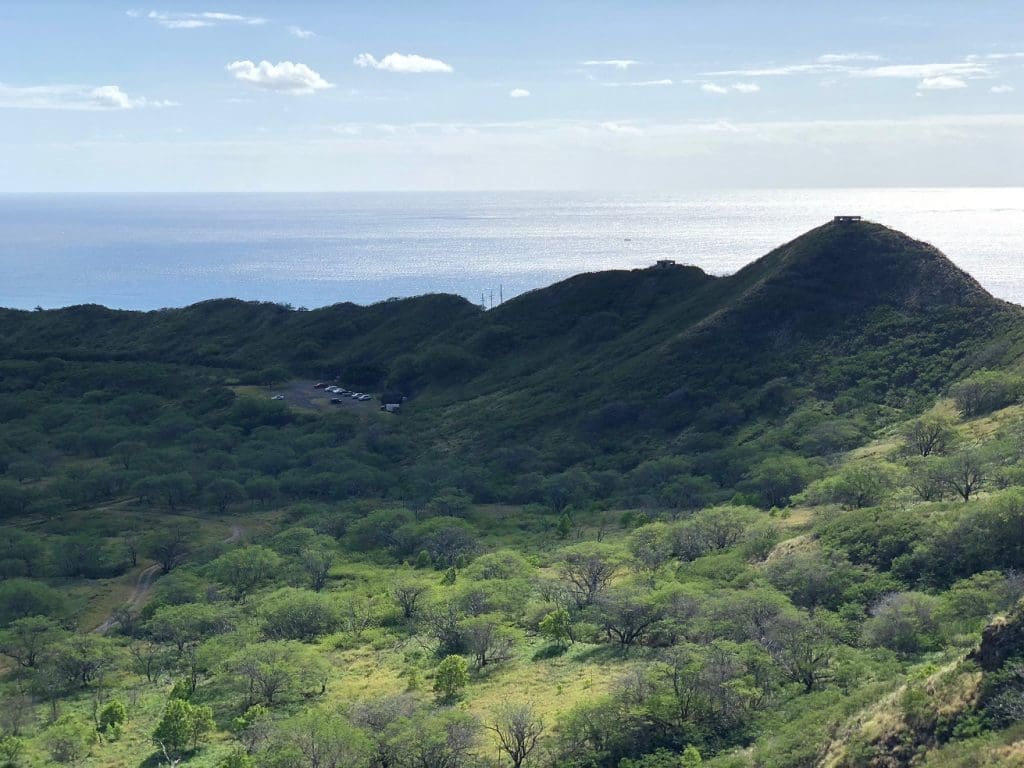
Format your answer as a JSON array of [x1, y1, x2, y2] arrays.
[[1, 1, 1023, 192]]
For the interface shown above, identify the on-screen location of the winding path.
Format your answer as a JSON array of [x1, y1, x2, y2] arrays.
[[93, 523, 245, 634]]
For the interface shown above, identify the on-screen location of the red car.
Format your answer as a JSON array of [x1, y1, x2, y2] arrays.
[[313, 382, 327, 389]]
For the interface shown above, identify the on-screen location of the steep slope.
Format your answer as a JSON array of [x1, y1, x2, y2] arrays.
[[2, 220, 1021, 472], [413, 220, 1023, 459]]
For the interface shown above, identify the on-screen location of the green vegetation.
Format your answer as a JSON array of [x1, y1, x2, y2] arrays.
[[3, 220, 1024, 766]]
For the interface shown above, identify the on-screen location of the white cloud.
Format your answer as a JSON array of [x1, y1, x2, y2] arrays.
[[226, 60, 332, 94], [130, 10, 267, 28], [917, 75, 968, 91], [288, 26, 316, 39], [509, 88, 530, 99], [706, 56, 998, 84], [353, 52, 453, 74], [979, 52, 1024, 60], [817, 53, 883, 63], [600, 121, 643, 135], [602, 79, 673, 87], [0, 82, 177, 110], [991, 84, 1015, 94], [701, 82, 760, 95], [854, 61, 989, 79], [703, 63, 844, 77], [583, 59, 639, 69]]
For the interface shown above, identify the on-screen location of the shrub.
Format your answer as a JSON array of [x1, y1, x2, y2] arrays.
[[433, 654, 468, 702], [950, 370, 1023, 417]]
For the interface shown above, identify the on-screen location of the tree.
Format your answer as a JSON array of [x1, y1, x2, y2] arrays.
[[433, 655, 469, 703], [670, 506, 761, 561], [259, 588, 339, 642], [0, 736, 25, 766], [44, 715, 95, 765], [232, 704, 271, 754], [272, 708, 372, 768], [302, 547, 336, 592], [218, 750, 256, 768], [906, 457, 949, 502], [559, 542, 622, 607], [743, 455, 816, 508], [0, 578, 67, 626], [0, 616, 63, 667], [937, 446, 990, 502], [392, 582, 429, 620], [205, 478, 246, 514], [146, 526, 189, 574], [459, 615, 516, 668], [350, 694, 418, 768], [761, 614, 837, 693], [796, 462, 902, 509], [488, 703, 543, 768], [863, 592, 943, 655], [539, 608, 573, 650], [129, 641, 167, 683], [46, 635, 116, 691], [620, 748, 701, 768], [594, 588, 665, 654], [132, 472, 195, 511], [112, 441, 147, 471], [0, 530, 46, 577], [153, 698, 214, 759], [385, 711, 479, 768], [246, 477, 279, 507], [543, 469, 598, 513], [629, 523, 674, 573], [950, 370, 1023, 418], [147, 603, 236, 653], [211, 545, 282, 602], [97, 700, 127, 735], [225, 640, 329, 707], [0, 481, 31, 519], [902, 414, 957, 457]]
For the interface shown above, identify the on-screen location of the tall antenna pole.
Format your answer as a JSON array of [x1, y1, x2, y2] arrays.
[[499, 284, 503, 305]]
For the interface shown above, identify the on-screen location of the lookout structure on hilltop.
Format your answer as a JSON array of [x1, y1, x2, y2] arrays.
[[833, 215, 862, 223]]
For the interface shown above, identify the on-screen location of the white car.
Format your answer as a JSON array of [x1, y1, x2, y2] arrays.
[[270, 395, 285, 401], [358, 394, 372, 401]]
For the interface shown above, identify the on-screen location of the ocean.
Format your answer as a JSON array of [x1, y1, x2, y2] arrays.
[[1, 188, 1022, 311]]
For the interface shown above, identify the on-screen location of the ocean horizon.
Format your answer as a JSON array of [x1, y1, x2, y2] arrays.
[[2, 187, 1022, 312]]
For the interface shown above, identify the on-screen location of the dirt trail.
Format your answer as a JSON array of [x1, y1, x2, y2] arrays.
[[93, 523, 245, 634], [94, 563, 161, 634]]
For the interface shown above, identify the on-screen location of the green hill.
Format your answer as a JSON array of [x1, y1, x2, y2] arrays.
[[6, 220, 1024, 768], [3, 219, 1021, 492]]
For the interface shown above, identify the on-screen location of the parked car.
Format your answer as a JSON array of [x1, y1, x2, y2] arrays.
[[271, 395, 285, 401], [330, 398, 342, 404], [313, 382, 327, 389], [358, 394, 371, 401]]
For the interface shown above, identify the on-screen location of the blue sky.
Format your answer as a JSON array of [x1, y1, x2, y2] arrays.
[[1, 1, 1022, 191]]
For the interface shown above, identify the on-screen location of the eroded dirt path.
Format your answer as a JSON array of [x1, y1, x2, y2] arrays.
[[93, 523, 245, 634]]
